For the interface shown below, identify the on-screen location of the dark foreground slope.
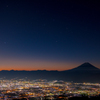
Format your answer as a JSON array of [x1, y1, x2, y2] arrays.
[[0, 63, 100, 82]]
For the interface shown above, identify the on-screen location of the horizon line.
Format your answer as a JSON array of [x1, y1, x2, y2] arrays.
[[0, 69, 70, 71]]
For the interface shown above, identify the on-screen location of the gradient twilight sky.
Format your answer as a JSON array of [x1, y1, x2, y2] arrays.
[[0, 0, 100, 71]]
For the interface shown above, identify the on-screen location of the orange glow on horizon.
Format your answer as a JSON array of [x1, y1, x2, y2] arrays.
[[0, 59, 99, 71], [0, 59, 78, 71], [0, 66, 72, 71]]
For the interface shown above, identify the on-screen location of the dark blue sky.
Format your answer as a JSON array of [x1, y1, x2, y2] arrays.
[[0, 0, 100, 70]]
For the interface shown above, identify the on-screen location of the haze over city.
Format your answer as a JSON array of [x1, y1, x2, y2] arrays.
[[0, 0, 100, 71]]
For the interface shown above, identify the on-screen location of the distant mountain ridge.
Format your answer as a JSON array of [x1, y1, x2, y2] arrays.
[[0, 62, 100, 83]]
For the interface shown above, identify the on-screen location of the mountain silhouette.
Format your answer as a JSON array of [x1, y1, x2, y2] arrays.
[[0, 62, 100, 82], [70, 62, 99, 71], [62, 62, 100, 82]]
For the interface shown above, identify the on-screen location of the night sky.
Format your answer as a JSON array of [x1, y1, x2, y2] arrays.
[[0, 0, 100, 71]]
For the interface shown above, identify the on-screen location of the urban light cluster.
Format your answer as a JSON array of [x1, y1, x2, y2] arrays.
[[0, 79, 100, 100]]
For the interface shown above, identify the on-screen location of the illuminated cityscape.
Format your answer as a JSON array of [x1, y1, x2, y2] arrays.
[[0, 79, 100, 100]]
